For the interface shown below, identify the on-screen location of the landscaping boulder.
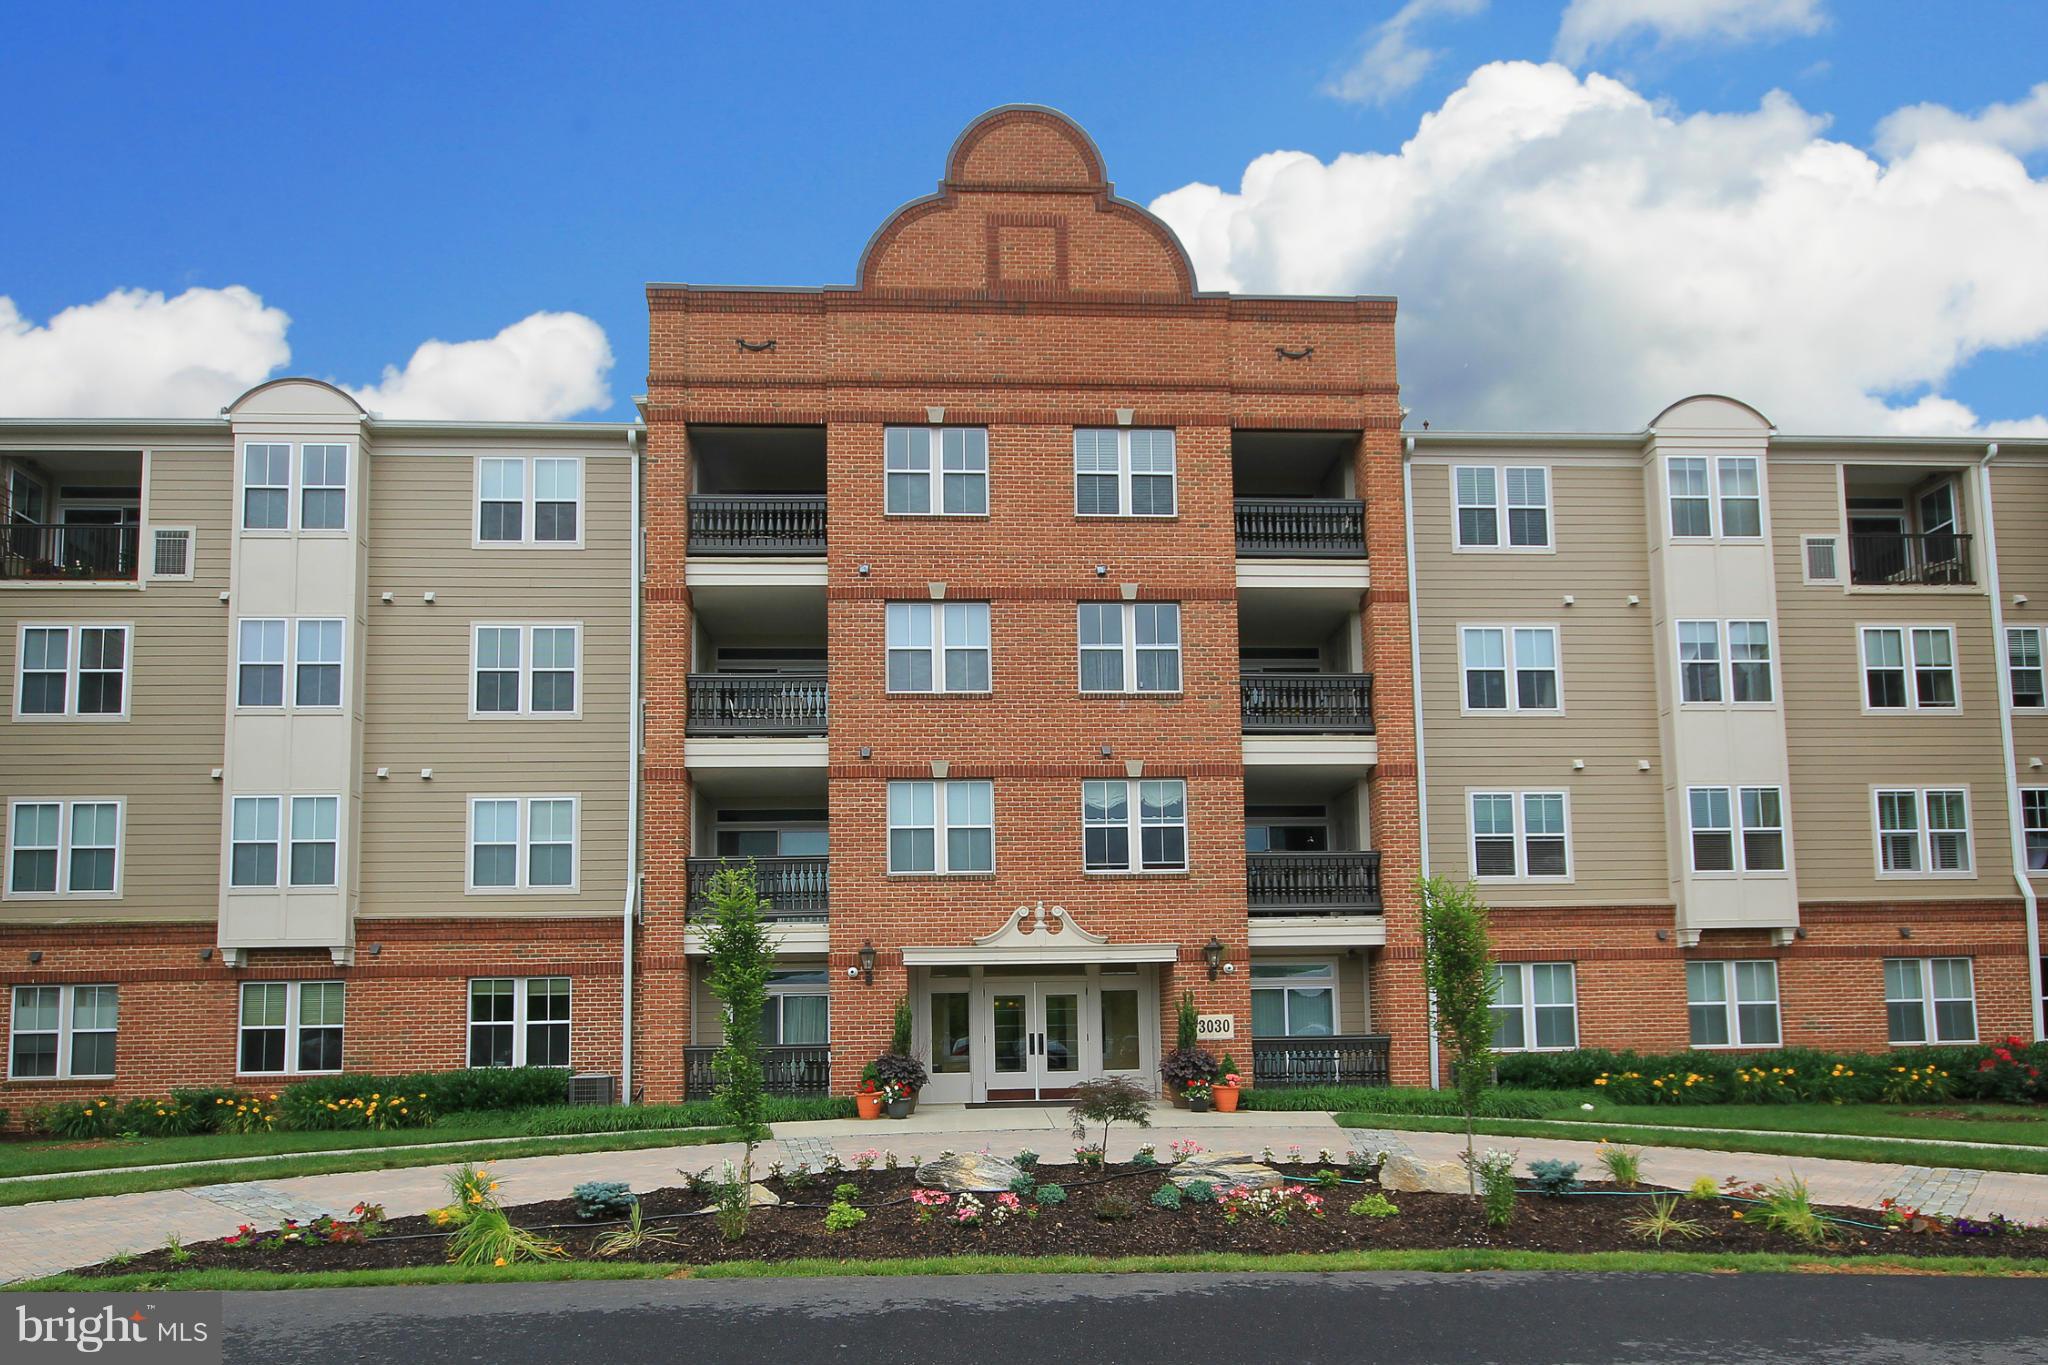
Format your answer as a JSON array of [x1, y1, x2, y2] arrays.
[[1377, 1153, 1471, 1195], [914, 1152, 1030, 1193], [1170, 1154, 1286, 1191]]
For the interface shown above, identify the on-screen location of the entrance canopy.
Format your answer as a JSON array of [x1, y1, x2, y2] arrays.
[[901, 901, 1178, 967]]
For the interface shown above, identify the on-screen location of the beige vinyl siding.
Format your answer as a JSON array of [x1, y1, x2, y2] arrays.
[[0, 447, 232, 922], [1413, 457, 1670, 904], [1770, 459, 2014, 897], [357, 447, 633, 917], [1993, 461, 2048, 793]]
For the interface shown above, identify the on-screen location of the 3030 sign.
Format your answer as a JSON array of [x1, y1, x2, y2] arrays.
[[1195, 1013, 1235, 1041]]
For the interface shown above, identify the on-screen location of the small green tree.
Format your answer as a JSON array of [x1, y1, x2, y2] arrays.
[[1418, 874, 1497, 1190], [703, 863, 778, 1235]]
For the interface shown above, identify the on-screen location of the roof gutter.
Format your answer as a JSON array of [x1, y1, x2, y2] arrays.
[[621, 426, 644, 1098], [1404, 435, 1441, 1089], [1977, 442, 2044, 1040]]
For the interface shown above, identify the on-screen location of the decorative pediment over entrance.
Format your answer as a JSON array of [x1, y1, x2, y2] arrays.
[[902, 900, 1177, 966], [974, 900, 1106, 949]]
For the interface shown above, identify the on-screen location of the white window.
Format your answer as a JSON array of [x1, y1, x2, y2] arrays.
[[1885, 957, 1977, 1045], [2023, 789, 2048, 873], [9, 984, 118, 1079], [2007, 627, 2045, 710], [6, 799, 121, 898], [886, 779, 993, 874], [237, 619, 287, 708], [241, 443, 291, 530], [1460, 625, 1560, 712], [230, 796, 282, 887], [1875, 787, 1972, 876], [14, 623, 129, 720], [1667, 455, 1763, 539], [1667, 457, 1712, 538], [238, 981, 344, 1075], [1687, 787, 1734, 872], [467, 796, 579, 892], [1250, 961, 1336, 1037], [149, 526, 194, 581], [885, 602, 991, 693], [886, 427, 987, 516], [475, 456, 583, 546], [1677, 621, 1722, 703], [468, 977, 572, 1067], [1078, 602, 1181, 694], [1453, 465, 1550, 549], [1491, 963, 1577, 1051], [293, 619, 344, 709], [1728, 621, 1774, 703], [761, 969, 830, 1045], [1075, 428, 1175, 517], [1717, 457, 1763, 537], [1861, 626, 1957, 710], [289, 796, 340, 888], [299, 443, 349, 531], [471, 623, 581, 717], [1469, 791, 1570, 881], [1082, 779, 1187, 873], [1740, 787, 1787, 871], [1688, 960, 1779, 1047]]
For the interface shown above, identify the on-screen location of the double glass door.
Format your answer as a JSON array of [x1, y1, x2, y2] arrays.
[[989, 980, 1083, 1099]]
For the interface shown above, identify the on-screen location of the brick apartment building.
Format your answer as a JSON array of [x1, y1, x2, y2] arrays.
[[5, 107, 2046, 1116]]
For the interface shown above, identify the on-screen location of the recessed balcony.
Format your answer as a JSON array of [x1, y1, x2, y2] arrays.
[[1246, 850, 1383, 915], [685, 674, 828, 736], [1233, 430, 1367, 558], [1234, 499, 1367, 558], [685, 854, 830, 922], [1240, 672, 1374, 734], [687, 425, 827, 556]]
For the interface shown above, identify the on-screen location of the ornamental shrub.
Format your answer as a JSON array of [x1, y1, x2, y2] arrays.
[[1501, 1042, 2046, 1105], [280, 1067, 566, 1127], [1182, 1179, 1217, 1204], [1526, 1159, 1582, 1196], [1150, 1183, 1183, 1211], [1032, 1183, 1067, 1207], [571, 1181, 638, 1220]]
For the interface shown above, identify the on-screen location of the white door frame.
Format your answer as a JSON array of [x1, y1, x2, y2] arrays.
[[912, 964, 1160, 1104]]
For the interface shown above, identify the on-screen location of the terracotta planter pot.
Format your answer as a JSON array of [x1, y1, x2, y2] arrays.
[[1212, 1085, 1240, 1113], [886, 1098, 913, 1119], [856, 1091, 883, 1120]]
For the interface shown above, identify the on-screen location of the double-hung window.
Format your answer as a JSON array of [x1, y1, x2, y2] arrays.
[[886, 427, 987, 515], [2007, 628, 2045, 710], [1082, 779, 1187, 873], [468, 796, 579, 891], [886, 780, 993, 874], [294, 619, 344, 709], [230, 796, 282, 887], [1667, 457, 1712, 537], [1453, 466, 1550, 549], [240, 617, 341, 710], [1684, 786, 1786, 873], [15, 623, 129, 719], [1688, 960, 1779, 1047], [6, 799, 121, 897], [1677, 621, 1722, 703], [1250, 962, 1336, 1037], [1667, 455, 1763, 538], [241, 443, 291, 530], [468, 977, 572, 1067], [289, 796, 340, 887], [241, 442, 350, 532], [1876, 787, 1972, 875], [1469, 791, 1569, 880], [1739, 787, 1787, 871], [1074, 428, 1175, 517], [1717, 457, 1763, 536], [1728, 621, 1774, 702], [471, 624, 580, 716], [476, 457, 582, 545], [2024, 789, 2048, 872], [1678, 617, 1778, 705], [1885, 957, 1977, 1044], [238, 981, 343, 1075], [1862, 626, 1956, 710], [1460, 626, 1559, 712], [885, 602, 991, 693], [1687, 787, 1734, 871], [299, 444, 349, 530], [237, 619, 287, 707], [9, 984, 118, 1079], [1490, 963, 1577, 1051], [1078, 602, 1181, 693]]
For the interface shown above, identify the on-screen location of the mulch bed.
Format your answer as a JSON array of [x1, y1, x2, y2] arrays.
[[70, 1162, 2048, 1276]]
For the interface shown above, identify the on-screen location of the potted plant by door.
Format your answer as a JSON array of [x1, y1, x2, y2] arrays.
[[1184, 1078, 1214, 1113], [1159, 991, 1218, 1107], [856, 1067, 884, 1120], [1212, 1060, 1242, 1113], [879, 996, 924, 1113], [883, 1079, 914, 1120], [874, 1051, 928, 1116]]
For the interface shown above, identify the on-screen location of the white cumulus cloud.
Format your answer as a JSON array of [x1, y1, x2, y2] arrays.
[[1555, 0, 1826, 65], [1150, 60, 2048, 435], [1324, 0, 1488, 107], [1875, 82, 2048, 160], [342, 312, 614, 421]]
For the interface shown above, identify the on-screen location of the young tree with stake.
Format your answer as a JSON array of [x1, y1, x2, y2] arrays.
[[1418, 874, 1497, 1191]]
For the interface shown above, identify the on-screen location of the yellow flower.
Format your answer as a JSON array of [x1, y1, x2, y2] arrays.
[[1731, 1211, 1744, 1220], [494, 1257, 507, 1267]]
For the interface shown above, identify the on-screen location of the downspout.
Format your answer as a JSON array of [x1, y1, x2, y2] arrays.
[[621, 426, 644, 1099], [1977, 442, 2045, 1040], [1403, 437, 1441, 1088]]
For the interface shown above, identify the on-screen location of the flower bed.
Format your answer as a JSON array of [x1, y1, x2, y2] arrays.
[[1500, 1039, 2047, 1105], [65, 1159, 2048, 1277]]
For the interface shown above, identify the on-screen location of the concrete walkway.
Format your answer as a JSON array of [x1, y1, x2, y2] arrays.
[[4, 1105, 2045, 1285]]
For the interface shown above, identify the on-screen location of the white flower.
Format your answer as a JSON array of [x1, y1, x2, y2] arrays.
[[1581, 1103, 1596, 1111]]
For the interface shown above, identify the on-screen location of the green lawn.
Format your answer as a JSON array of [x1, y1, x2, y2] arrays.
[[1538, 1102, 2048, 1148]]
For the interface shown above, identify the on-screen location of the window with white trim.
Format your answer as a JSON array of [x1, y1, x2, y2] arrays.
[[886, 780, 993, 874], [289, 796, 339, 888], [468, 977, 572, 1067], [299, 444, 348, 530], [241, 443, 291, 530], [1250, 961, 1336, 1037], [1469, 791, 1570, 880], [15, 623, 129, 719], [886, 602, 990, 693], [293, 619, 344, 709], [1667, 455, 1764, 539], [1862, 626, 1957, 710], [1687, 787, 1734, 871], [2023, 789, 2048, 873], [760, 968, 830, 1045], [150, 526, 194, 580], [471, 624, 580, 716], [1082, 779, 1187, 873], [468, 796, 579, 891], [2008, 627, 2045, 710], [1667, 457, 1712, 538], [1876, 787, 1972, 875], [886, 427, 987, 515], [476, 456, 582, 545], [1678, 621, 1722, 703], [1728, 621, 1774, 702], [1740, 787, 1787, 871], [1688, 960, 1779, 1047], [1490, 963, 1577, 1051], [238, 981, 344, 1075], [237, 619, 287, 708], [230, 796, 281, 887], [1075, 428, 1175, 517], [1460, 626, 1560, 712], [9, 984, 117, 1079], [1078, 602, 1181, 693], [1717, 457, 1762, 537], [1453, 465, 1550, 549], [1885, 957, 1977, 1045], [6, 799, 121, 897], [1684, 786, 1787, 874]]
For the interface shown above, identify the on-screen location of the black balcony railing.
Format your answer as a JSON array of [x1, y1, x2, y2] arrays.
[[1241, 672, 1375, 733], [1234, 498, 1367, 558], [684, 1044, 833, 1098], [686, 855, 830, 921], [1251, 1034, 1391, 1089], [687, 494, 827, 555], [1247, 850, 1383, 914], [2, 522, 140, 581], [1848, 531, 1975, 586], [685, 674, 828, 736]]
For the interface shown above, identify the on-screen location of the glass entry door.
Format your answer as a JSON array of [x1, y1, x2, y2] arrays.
[[987, 981, 1084, 1100]]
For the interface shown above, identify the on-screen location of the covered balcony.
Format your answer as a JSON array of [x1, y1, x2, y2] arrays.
[[1237, 594, 1374, 736], [685, 789, 830, 923], [683, 580, 827, 738], [1233, 431, 1366, 558], [1843, 465, 1974, 587], [686, 425, 827, 556], [3, 452, 143, 582], [1244, 779, 1382, 916]]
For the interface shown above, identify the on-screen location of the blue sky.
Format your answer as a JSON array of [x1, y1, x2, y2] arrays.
[[1, 1, 2043, 431]]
